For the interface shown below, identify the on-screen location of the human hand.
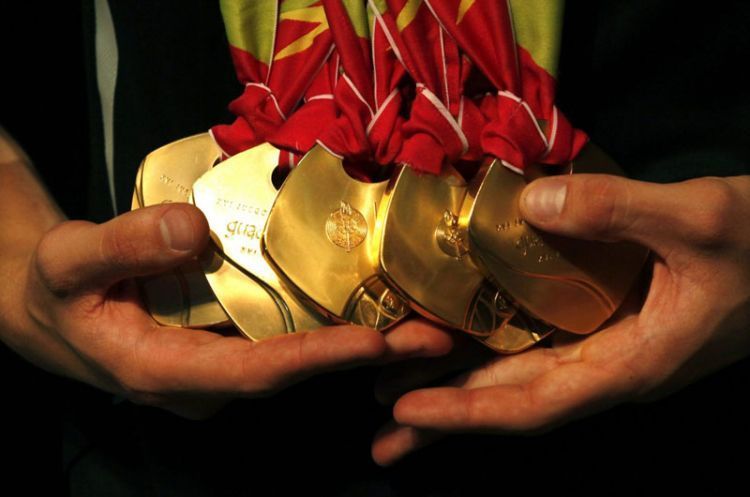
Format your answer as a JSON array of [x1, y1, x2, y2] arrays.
[[0, 203, 440, 419], [372, 174, 750, 465]]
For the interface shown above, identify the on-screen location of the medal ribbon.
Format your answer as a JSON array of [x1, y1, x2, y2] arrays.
[[315, 0, 407, 171], [425, 0, 587, 171], [211, 0, 336, 157], [371, 0, 482, 175]]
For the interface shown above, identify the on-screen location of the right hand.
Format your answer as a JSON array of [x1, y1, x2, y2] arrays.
[[1, 203, 440, 419]]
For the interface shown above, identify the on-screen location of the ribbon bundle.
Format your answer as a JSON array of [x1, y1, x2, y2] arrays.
[[212, 0, 586, 178]]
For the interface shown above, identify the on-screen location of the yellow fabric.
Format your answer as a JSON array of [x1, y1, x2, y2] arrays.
[[275, 2, 329, 61], [220, 0, 277, 64], [508, 0, 564, 76]]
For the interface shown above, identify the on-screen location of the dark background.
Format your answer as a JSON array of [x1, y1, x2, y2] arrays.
[[2, 1, 750, 495]]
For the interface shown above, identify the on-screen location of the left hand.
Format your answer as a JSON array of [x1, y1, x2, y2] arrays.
[[372, 173, 750, 466]]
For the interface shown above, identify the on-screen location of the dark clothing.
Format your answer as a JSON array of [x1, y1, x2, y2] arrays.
[[2, 1, 749, 495]]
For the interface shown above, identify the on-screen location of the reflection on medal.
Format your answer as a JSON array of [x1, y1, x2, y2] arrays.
[[379, 166, 490, 334], [131, 133, 230, 329], [463, 144, 649, 334], [263, 145, 410, 330], [198, 248, 307, 340], [191, 143, 330, 339], [378, 165, 554, 352]]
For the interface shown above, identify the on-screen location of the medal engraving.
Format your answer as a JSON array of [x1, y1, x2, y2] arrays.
[[325, 201, 367, 252], [464, 144, 649, 334], [435, 209, 469, 259], [191, 143, 329, 339]]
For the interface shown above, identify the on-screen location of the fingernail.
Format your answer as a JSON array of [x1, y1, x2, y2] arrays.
[[522, 178, 567, 222], [160, 209, 195, 251]]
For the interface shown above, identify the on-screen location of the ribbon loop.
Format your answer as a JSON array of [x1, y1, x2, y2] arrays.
[[212, 84, 287, 157], [315, 0, 408, 171], [211, 0, 335, 158], [426, 0, 588, 171], [399, 86, 468, 174]]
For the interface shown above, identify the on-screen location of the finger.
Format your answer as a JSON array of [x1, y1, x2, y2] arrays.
[[447, 344, 574, 391], [371, 421, 443, 467], [375, 334, 491, 405], [34, 204, 209, 294], [381, 318, 459, 362], [392, 357, 640, 433], [118, 325, 387, 400], [519, 174, 738, 255]]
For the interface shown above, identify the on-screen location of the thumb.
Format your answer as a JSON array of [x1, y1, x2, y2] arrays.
[[518, 174, 735, 255], [34, 203, 209, 294]]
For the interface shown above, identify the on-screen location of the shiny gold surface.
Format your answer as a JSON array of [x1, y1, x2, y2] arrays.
[[140, 259, 231, 328], [191, 144, 330, 339], [263, 145, 410, 330], [198, 247, 303, 341], [132, 162, 144, 209], [463, 144, 649, 334], [379, 166, 492, 334], [140, 133, 221, 206], [477, 309, 557, 354], [131, 133, 229, 329]]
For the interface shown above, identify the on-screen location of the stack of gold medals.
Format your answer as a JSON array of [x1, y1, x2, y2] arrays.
[[131, 0, 648, 353]]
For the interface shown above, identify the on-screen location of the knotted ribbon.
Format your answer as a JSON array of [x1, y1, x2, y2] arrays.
[[425, 0, 588, 172], [315, 0, 408, 174], [211, 0, 336, 158], [370, 0, 484, 175]]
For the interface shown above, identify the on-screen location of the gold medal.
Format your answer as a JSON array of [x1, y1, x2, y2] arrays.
[[378, 165, 489, 333], [477, 310, 557, 354], [131, 160, 144, 209], [131, 133, 229, 329], [378, 165, 555, 352], [263, 145, 410, 330], [462, 144, 649, 334], [197, 247, 308, 340], [191, 143, 330, 339]]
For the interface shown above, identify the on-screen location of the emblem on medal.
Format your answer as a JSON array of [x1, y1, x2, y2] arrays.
[[326, 201, 367, 252]]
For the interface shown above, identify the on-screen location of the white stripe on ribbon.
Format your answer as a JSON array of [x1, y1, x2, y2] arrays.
[[371, 10, 379, 111], [544, 105, 560, 159], [439, 27, 450, 110], [497, 90, 548, 149], [207, 128, 232, 159], [306, 93, 334, 102], [246, 82, 288, 121], [342, 73, 375, 119], [366, 88, 400, 136], [315, 139, 345, 160], [417, 83, 469, 156], [368, 1, 406, 70]]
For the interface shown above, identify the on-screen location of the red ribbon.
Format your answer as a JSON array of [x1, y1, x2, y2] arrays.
[[374, 0, 483, 175], [270, 52, 339, 168], [211, 1, 335, 158], [315, 0, 408, 172], [425, 0, 587, 171]]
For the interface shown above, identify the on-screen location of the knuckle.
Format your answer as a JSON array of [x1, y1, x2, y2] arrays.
[[686, 178, 737, 248], [568, 176, 629, 239], [101, 223, 145, 272], [34, 221, 91, 296]]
